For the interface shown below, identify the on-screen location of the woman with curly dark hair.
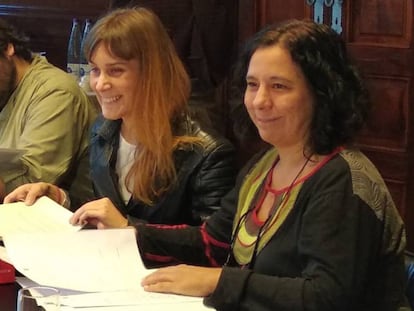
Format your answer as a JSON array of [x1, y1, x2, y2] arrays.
[[134, 19, 406, 311]]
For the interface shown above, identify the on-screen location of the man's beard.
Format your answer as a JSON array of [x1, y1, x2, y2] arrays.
[[0, 56, 16, 111]]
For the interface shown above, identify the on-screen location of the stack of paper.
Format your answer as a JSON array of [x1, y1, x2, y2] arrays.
[[0, 197, 212, 310]]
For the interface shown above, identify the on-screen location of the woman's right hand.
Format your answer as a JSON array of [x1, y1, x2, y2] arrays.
[[3, 182, 61, 206], [141, 264, 222, 297]]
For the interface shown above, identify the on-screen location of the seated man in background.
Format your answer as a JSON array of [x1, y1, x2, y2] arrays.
[[0, 18, 96, 207]]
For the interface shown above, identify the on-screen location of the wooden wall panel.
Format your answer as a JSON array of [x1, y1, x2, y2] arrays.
[[238, 0, 259, 45], [348, 0, 412, 47], [238, 0, 309, 44], [358, 76, 409, 151], [346, 0, 414, 250], [0, 1, 111, 69], [363, 151, 410, 183], [259, 0, 308, 27], [386, 181, 407, 219]]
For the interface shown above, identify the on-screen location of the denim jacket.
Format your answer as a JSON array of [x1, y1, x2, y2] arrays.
[[89, 114, 237, 225]]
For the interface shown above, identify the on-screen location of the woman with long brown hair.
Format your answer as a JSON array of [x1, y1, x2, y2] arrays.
[[5, 7, 236, 227]]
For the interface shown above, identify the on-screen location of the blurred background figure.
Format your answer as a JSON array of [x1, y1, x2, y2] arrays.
[[0, 18, 97, 207]]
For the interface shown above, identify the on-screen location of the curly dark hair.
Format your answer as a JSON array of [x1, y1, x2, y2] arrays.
[[0, 18, 32, 61], [233, 19, 370, 155]]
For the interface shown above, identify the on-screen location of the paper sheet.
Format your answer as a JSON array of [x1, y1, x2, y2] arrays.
[[2, 197, 212, 310], [5, 229, 143, 292], [58, 302, 212, 311], [60, 290, 202, 307], [35, 304, 211, 311], [0, 246, 11, 264], [16, 276, 84, 296], [16, 276, 211, 310], [0, 196, 81, 237]]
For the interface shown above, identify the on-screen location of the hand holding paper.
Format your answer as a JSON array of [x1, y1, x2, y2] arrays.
[[0, 196, 80, 237]]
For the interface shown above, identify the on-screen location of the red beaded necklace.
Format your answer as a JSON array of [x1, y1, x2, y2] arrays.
[[225, 147, 343, 268]]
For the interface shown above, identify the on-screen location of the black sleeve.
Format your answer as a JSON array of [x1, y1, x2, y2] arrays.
[[135, 154, 257, 269], [189, 137, 238, 222], [204, 167, 406, 311]]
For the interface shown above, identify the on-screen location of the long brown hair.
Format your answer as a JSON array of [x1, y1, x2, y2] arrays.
[[84, 7, 199, 204]]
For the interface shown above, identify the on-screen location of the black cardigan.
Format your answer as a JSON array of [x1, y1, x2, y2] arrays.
[[136, 148, 406, 311]]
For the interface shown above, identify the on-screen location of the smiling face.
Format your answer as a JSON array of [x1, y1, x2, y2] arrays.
[[244, 45, 314, 149], [89, 43, 140, 122]]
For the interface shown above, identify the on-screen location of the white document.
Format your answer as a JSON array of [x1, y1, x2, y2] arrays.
[[5, 228, 143, 292], [16, 277, 211, 310], [60, 290, 203, 307], [0, 196, 81, 237], [59, 301, 212, 311], [53, 306, 211, 311], [3, 197, 212, 310], [0, 148, 25, 171], [17, 276, 199, 306], [0, 246, 11, 264], [16, 272, 211, 310], [16, 276, 85, 296]]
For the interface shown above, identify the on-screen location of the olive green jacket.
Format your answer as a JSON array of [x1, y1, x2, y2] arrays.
[[0, 55, 96, 207]]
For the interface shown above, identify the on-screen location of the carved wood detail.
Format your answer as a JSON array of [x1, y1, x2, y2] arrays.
[[358, 76, 409, 151], [348, 0, 413, 47]]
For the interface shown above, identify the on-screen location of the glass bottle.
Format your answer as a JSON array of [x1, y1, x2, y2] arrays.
[[67, 18, 81, 82], [79, 19, 92, 92]]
